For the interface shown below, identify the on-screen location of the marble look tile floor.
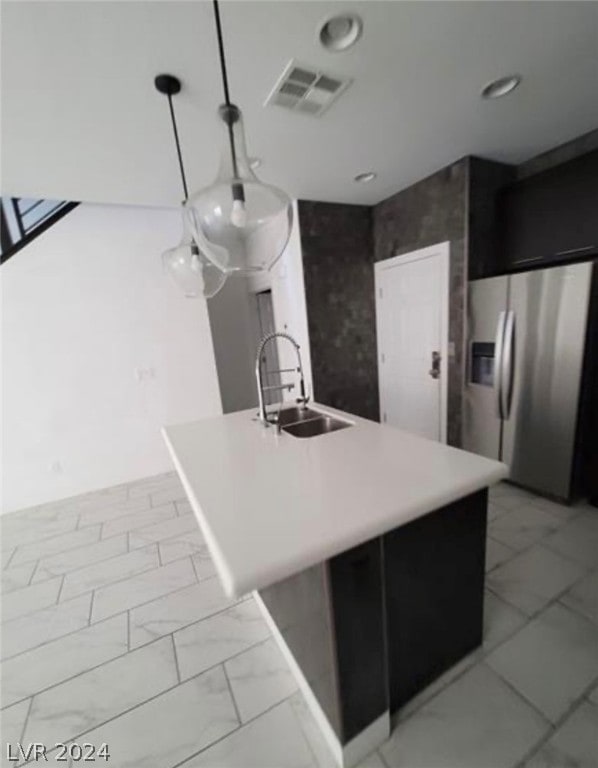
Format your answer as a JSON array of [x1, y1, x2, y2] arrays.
[[1, 476, 597, 768]]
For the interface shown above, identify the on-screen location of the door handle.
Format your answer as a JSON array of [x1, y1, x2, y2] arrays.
[[429, 351, 441, 379], [501, 311, 516, 420], [494, 311, 507, 419]]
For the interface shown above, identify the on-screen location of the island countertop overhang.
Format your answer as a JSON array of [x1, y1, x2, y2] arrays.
[[162, 404, 507, 598]]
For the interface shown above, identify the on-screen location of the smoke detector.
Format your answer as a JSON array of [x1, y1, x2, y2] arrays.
[[481, 74, 522, 99], [265, 60, 351, 117], [354, 172, 376, 183], [318, 14, 363, 52]]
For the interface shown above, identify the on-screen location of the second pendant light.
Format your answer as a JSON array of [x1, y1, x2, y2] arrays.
[[155, 73, 227, 300], [186, 0, 293, 276]]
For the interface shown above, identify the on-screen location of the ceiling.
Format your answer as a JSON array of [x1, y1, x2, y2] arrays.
[[2, 1, 597, 208]]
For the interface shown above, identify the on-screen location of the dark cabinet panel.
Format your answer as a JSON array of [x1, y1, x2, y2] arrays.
[[328, 539, 387, 742], [258, 540, 388, 746], [384, 490, 487, 713], [499, 151, 598, 271], [468, 158, 515, 280]]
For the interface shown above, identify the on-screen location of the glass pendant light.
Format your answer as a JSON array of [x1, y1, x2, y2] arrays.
[[185, 0, 293, 274], [154, 73, 227, 299], [162, 209, 226, 299]]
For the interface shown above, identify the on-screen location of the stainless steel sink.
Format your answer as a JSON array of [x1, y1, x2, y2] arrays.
[[276, 406, 321, 426], [282, 415, 351, 438]]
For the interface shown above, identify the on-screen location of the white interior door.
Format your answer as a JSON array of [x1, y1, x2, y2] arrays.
[[375, 243, 449, 442]]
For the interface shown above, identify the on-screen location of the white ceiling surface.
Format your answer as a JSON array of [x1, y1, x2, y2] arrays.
[[2, 1, 598, 208]]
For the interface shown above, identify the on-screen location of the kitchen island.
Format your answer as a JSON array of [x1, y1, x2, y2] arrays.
[[163, 404, 506, 767]]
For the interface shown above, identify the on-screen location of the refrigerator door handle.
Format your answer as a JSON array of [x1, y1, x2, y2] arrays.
[[494, 311, 507, 419], [502, 310, 516, 420]]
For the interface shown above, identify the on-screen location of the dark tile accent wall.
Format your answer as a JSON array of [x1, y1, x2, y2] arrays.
[[372, 159, 468, 447], [373, 161, 467, 261], [298, 201, 379, 421]]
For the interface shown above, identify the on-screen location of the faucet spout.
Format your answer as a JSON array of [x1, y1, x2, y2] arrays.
[[255, 332, 307, 425]]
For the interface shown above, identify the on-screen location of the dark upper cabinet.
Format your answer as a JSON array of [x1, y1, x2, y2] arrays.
[[498, 150, 598, 271], [468, 158, 516, 280]]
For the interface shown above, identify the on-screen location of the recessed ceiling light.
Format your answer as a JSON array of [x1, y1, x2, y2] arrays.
[[249, 157, 262, 169], [481, 74, 522, 100], [354, 172, 376, 183], [318, 14, 363, 52]]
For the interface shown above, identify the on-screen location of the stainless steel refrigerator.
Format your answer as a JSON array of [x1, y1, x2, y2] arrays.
[[463, 260, 594, 501]]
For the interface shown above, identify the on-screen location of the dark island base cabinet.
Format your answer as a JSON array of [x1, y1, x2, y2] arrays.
[[383, 490, 487, 711], [258, 490, 488, 748]]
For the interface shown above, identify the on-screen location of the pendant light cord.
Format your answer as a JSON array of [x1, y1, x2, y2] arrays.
[[166, 93, 189, 200], [213, 0, 232, 107], [212, 0, 242, 191]]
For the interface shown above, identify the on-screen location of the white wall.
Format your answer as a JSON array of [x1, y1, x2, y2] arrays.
[[270, 202, 313, 402], [206, 201, 313, 415], [206, 274, 259, 413], [1, 204, 222, 514], [247, 201, 313, 403]]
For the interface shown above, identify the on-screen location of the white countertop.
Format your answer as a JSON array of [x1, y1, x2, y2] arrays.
[[163, 404, 507, 598]]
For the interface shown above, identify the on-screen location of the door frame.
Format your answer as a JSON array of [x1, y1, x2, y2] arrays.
[[374, 241, 450, 444]]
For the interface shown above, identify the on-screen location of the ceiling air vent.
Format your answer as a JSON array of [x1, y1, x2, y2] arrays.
[[265, 60, 351, 117]]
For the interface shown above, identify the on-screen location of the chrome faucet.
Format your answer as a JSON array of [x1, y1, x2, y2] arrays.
[[255, 332, 308, 425]]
